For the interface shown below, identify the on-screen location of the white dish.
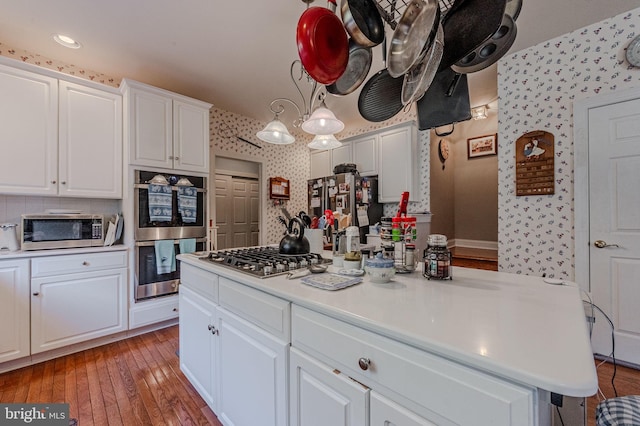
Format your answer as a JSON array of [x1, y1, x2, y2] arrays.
[[45, 209, 83, 214], [301, 273, 362, 291]]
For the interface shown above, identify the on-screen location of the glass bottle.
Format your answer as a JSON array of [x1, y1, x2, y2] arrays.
[[423, 234, 452, 280]]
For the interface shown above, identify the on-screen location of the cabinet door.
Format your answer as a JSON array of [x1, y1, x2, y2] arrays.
[[128, 86, 173, 169], [59, 81, 123, 198], [310, 150, 331, 179], [217, 306, 288, 426], [378, 123, 418, 202], [290, 347, 369, 426], [352, 134, 378, 176], [370, 391, 436, 426], [173, 99, 210, 173], [331, 142, 352, 171], [0, 259, 30, 363], [31, 268, 127, 354], [179, 286, 218, 411], [0, 63, 58, 195]]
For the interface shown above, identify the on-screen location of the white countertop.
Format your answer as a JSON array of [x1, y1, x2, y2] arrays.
[[178, 252, 598, 397], [0, 244, 128, 259]]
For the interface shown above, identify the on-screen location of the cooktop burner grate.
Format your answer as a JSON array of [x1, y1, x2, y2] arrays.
[[200, 246, 331, 278]]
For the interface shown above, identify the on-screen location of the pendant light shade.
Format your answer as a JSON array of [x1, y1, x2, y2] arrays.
[[307, 134, 342, 150], [301, 100, 345, 135], [256, 118, 295, 144]]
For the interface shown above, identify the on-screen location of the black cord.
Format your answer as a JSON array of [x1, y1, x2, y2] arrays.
[[555, 405, 565, 426], [584, 301, 618, 397]]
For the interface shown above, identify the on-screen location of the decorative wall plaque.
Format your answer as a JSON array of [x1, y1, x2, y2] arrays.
[[515, 131, 555, 196]]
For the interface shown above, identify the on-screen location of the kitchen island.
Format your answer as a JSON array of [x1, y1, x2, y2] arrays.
[[177, 252, 597, 426]]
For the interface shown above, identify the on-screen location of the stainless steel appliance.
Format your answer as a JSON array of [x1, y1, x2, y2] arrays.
[[21, 214, 104, 250], [201, 246, 331, 278], [133, 169, 207, 301], [308, 172, 383, 243]]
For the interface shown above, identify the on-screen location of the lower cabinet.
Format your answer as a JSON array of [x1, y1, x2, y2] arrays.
[[179, 285, 219, 409], [370, 391, 436, 426], [290, 347, 369, 426], [30, 251, 128, 354], [217, 306, 288, 426], [0, 259, 30, 363]]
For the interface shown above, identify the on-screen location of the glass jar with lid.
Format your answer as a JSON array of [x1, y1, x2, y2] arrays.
[[423, 234, 452, 280]]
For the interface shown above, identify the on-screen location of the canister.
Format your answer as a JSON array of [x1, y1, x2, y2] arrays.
[[380, 217, 392, 241], [423, 234, 452, 280], [391, 217, 403, 241]]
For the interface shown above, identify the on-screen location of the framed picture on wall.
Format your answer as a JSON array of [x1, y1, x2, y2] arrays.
[[467, 134, 498, 158]]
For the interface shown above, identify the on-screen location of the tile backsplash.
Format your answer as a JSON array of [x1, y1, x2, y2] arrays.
[[0, 195, 120, 226]]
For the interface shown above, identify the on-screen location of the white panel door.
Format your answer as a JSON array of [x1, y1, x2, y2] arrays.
[[128, 86, 173, 169], [331, 142, 352, 171], [58, 81, 123, 198], [290, 347, 369, 426], [173, 99, 210, 173], [588, 98, 640, 364], [378, 123, 417, 202], [0, 259, 30, 363], [0, 63, 58, 195], [217, 307, 288, 426], [352, 134, 378, 176], [310, 150, 331, 179]]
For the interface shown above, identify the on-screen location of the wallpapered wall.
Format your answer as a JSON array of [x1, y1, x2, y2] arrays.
[[0, 42, 431, 245], [497, 7, 640, 279]]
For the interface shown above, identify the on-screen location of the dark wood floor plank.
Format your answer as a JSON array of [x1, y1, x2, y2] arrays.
[[114, 340, 154, 426], [25, 361, 44, 403], [103, 341, 136, 426], [64, 352, 79, 421], [74, 351, 94, 426], [51, 356, 66, 404]]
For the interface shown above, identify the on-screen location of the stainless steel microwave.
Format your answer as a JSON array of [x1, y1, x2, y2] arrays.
[[21, 214, 104, 250]]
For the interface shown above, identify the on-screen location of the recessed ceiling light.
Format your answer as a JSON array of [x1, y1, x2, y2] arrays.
[[53, 34, 81, 49]]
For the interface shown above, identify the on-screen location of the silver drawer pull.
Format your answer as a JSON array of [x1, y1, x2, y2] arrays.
[[358, 357, 371, 371]]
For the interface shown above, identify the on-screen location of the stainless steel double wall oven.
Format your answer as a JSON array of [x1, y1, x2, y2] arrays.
[[134, 170, 207, 301]]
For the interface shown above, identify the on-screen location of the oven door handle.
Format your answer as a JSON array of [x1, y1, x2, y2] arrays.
[[134, 183, 207, 193], [135, 237, 207, 247]]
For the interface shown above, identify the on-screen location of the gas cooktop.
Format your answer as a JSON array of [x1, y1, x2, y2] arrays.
[[199, 246, 332, 278]]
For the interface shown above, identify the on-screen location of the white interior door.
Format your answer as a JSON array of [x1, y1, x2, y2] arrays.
[[587, 97, 640, 365]]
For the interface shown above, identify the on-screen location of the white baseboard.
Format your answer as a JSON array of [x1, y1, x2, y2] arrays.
[[451, 239, 498, 251]]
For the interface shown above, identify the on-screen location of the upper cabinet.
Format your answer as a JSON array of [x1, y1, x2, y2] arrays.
[[121, 79, 212, 174], [310, 150, 331, 180], [0, 59, 122, 198]]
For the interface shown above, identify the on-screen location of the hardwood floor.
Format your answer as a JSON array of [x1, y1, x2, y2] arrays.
[[1, 327, 639, 426], [0, 326, 221, 426]]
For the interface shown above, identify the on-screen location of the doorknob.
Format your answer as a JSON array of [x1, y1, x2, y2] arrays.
[[594, 240, 620, 248]]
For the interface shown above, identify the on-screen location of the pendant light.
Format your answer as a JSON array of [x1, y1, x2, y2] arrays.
[[307, 134, 342, 150]]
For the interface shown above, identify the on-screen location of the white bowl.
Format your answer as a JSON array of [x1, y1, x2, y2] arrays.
[[365, 265, 396, 283], [343, 259, 362, 270]]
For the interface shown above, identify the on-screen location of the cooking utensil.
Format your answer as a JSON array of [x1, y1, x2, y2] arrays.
[[340, 0, 384, 47], [298, 211, 312, 227], [415, 67, 472, 130], [279, 217, 311, 255], [358, 37, 404, 122], [326, 38, 373, 96], [387, 0, 440, 78], [296, 0, 349, 85], [451, 13, 517, 74], [439, 0, 507, 71], [401, 22, 444, 106]]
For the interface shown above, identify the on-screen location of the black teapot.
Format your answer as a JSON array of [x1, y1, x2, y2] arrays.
[[279, 217, 310, 255]]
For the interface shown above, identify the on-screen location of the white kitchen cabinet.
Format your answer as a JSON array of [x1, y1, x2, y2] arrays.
[[370, 391, 436, 426], [122, 79, 212, 174], [179, 285, 219, 410], [0, 62, 58, 196], [351, 133, 378, 176], [0, 259, 30, 364], [331, 141, 352, 170], [217, 306, 288, 426], [0, 59, 123, 198], [290, 347, 369, 426], [30, 251, 128, 354], [378, 122, 419, 202], [310, 149, 331, 179]]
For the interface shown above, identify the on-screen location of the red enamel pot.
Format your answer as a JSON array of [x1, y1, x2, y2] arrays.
[[296, 0, 349, 85]]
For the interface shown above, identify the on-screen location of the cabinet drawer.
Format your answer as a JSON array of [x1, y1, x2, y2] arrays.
[[129, 296, 179, 329], [219, 277, 290, 343], [292, 305, 535, 426], [180, 263, 218, 303], [31, 250, 127, 278]]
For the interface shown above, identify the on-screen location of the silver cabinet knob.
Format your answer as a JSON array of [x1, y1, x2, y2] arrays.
[[61, 181, 66, 185], [358, 357, 371, 371], [82, 261, 89, 266], [172, 308, 178, 312], [51, 180, 57, 184], [174, 156, 180, 161], [207, 324, 218, 335], [169, 155, 174, 160], [594, 240, 620, 248], [33, 292, 39, 296]]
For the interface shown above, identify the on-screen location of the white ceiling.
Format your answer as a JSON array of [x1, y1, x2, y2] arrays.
[[2, 0, 640, 133]]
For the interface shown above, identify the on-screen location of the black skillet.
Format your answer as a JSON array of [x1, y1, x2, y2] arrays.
[[326, 38, 373, 96]]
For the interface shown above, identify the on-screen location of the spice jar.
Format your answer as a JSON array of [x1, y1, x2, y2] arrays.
[[380, 217, 392, 241], [391, 217, 403, 241], [423, 234, 452, 280]]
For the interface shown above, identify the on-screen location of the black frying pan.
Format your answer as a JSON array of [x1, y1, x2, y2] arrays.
[[439, 0, 507, 71], [358, 37, 404, 122], [340, 0, 384, 47], [326, 38, 373, 96]]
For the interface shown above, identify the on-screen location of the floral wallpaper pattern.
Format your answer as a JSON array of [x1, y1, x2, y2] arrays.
[[498, 7, 640, 279]]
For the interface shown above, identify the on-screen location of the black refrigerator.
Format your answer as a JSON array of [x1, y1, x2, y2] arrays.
[[308, 173, 383, 243]]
